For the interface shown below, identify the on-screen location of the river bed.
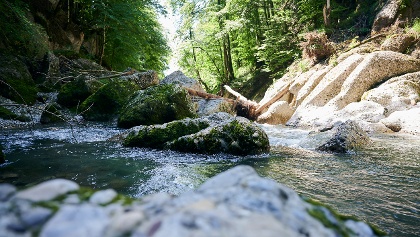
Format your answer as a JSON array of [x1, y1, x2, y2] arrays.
[[0, 122, 419, 237]]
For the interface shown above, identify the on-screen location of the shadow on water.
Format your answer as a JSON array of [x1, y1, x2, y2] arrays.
[[0, 123, 419, 237]]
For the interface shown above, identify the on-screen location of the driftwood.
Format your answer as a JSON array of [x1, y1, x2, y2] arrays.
[[186, 84, 290, 120], [186, 84, 292, 120]]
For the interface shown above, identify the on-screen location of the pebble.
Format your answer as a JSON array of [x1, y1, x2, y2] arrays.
[[15, 179, 79, 202]]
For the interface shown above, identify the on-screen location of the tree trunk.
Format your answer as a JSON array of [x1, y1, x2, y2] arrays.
[[323, 0, 331, 27]]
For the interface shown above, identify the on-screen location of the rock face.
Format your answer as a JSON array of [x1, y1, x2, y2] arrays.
[[0, 166, 384, 237], [123, 112, 270, 155], [380, 34, 416, 53], [317, 120, 371, 153], [118, 84, 197, 129], [80, 80, 141, 121]]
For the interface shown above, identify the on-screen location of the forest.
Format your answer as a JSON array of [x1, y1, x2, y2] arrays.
[[1, 0, 388, 96]]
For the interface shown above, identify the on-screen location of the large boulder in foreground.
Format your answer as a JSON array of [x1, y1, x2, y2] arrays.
[[317, 120, 371, 153], [118, 84, 197, 129], [0, 166, 385, 237], [123, 112, 270, 155], [80, 80, 141, 121]]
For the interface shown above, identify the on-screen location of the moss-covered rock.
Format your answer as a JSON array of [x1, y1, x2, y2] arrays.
[[0, 106, 30, 122], [118, 84, 197, 128], [123, 112, 270, 156], [80, 80, 140, 121], [0, 53, 38, 105], [40, 103, 64, 124], [57, 78, 103, 108]]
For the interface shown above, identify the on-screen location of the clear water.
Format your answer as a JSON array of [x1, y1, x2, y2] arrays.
[[0, 123, 419, 237]]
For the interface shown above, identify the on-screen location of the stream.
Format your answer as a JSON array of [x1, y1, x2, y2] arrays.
[[0, 122, 419, 237]]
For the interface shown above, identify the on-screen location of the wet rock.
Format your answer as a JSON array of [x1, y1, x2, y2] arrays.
[[15, 179, 79, 202], [380, 107, 420, 135], [160, 71, 205, 92], [118, 84, 197, 129], [317, 120, 371, 153], [80, 80, 141, 121], [123, 112, 270, 156]]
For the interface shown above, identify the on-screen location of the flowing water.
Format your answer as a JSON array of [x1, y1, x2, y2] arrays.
[[0, 123, 419, 237]]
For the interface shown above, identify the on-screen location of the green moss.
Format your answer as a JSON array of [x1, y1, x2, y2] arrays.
[[0, 53, 38, 105], [57, 78, 92, 108], [124, 120, 209, 148], [0, 106, 30, 122], [118, 84, 197, 128], [81, 80, 140, 121], [304, 197, 387, 236]]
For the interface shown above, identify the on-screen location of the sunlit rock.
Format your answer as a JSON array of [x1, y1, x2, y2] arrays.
[[257, 101, 295, 125], [160, 70, 205, 92], [123, 112, 270, 156], [380, 107, 420, 135]]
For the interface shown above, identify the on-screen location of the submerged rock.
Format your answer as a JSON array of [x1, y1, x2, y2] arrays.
[[118, 84, 197, 129], [317, 120, 371, 153], [123, 112, 270, 155], [0, 166, 385, 237]]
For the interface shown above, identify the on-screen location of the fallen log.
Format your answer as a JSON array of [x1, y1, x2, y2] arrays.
[[254, 82, 291, 115]]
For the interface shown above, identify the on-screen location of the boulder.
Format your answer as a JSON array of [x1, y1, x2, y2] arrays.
[[380, 107, 420, 135], [160, 70, 205, 92], [57, 78, 101, 108], [326, 51, 420, 110], [0, 166, 384, 237], [0, 53, 38, 105], [362, 77, 420, 116], [196, 98, 235, 116], [80, 80, 141, 121], [372, 0, 400, 33], [338, 101, 387, 124], [294, 66, 330, 107], [118, 84, 197, 128], [40, 103, 64, 124], [123, 112, 270, 156], [380, 34, 416, 53], [120, 70, 159, 89], [317, 120, 371, 153], [300, 54, 364, 108], [257, 101, 295, 125]]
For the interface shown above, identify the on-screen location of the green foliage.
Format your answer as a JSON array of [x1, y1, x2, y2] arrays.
[[0, 1, 48, 58], [74, 0, 169, 72]]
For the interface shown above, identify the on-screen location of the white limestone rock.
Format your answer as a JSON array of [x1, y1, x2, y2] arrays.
[[15, 179, 79, 202], [257, 101, 295, 125], [380, 107, 420, 135]]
